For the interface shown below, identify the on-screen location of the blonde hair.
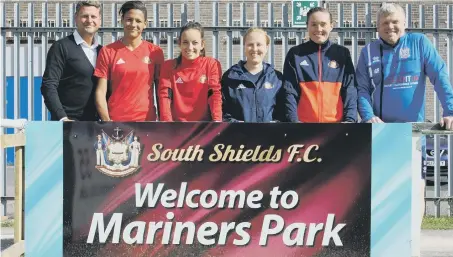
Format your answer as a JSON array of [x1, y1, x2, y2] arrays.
[[244, 27, 271, 46]]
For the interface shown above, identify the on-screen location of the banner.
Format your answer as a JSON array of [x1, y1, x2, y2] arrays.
[[61, 122, 371, 257]]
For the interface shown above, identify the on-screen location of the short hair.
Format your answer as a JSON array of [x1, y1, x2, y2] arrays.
[[119, 1, 147, 19], [377, 3, 405, 24], [244, 27, 271, 45], [307, 7, 332, 24], [75, 1, 101, 15]]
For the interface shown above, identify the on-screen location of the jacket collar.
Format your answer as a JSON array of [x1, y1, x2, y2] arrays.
[[228, 60, 274, 81], [379, 33, 407, 49], [306, 39, 331, 52]]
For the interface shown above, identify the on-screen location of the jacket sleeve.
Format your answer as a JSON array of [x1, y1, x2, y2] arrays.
[[150, 47, 165, 121], [221, 72, 242, 122], [356, 47, 376, 122], [40, 41, 67, 120], [208, 59, 223, 121], [282, 48, 300, 122], [341, 48, 358, 122], [421, 35, 453, 117], [158, 61, 174, 121], [275, 79, 299, 122]]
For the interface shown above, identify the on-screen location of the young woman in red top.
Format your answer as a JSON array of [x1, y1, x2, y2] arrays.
[[158, 22, 222, 121], [94, 1, 164, 121]]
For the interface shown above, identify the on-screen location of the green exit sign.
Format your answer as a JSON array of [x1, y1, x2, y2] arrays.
[[292, 0, 320, 27]]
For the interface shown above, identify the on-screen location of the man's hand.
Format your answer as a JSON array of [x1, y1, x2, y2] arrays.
[[366, 116, 384, 123], [61, 118, 74, 122], [440, 116, 453, 130]]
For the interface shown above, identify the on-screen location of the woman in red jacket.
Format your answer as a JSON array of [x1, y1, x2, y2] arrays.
[[158, 22, 222, 121]]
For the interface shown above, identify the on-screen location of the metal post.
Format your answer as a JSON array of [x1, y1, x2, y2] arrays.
[[111, 3, 118, 42], [153, 3, 160, 46], [14, 145, 24, 242], [13, 3, 20, 126], [281, 4, 288, 71], [240, 3, 246, 61], [365, 3, 371, 45], [432, 4, 441, 218], [447, 5, 453, 217], [226, 3, 233, 69], [194, 0, 200, 22], [267, 3, 274, 65], [211, 2, 219, 60], [337, 3, 344, 46], [351, 3, 357, 66], [167, 3, 174, 59], [411, 129, 422, 257], [28, 3, 34, 120], [41, 2, 49, 121], [0, 1, 6, 218]]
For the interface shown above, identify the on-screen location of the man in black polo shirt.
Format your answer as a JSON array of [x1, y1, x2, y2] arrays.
[[41, 0, 102, 121]]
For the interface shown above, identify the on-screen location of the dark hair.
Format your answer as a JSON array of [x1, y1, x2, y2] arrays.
[[119, 1, 147, 19], [175, 21, 206, 69], [307, 7, 332, 24]]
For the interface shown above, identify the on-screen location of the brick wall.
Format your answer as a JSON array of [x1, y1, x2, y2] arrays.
[[4, 1, 453, 121]]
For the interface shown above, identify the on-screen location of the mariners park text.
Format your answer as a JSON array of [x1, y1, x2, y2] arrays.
[[146, 143, 322, 163]]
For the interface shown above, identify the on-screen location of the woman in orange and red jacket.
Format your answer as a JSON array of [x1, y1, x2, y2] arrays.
[[283, 7, 357, 123], [158, 21, 222, 121]]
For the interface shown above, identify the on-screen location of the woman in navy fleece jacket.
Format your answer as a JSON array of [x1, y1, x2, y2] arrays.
[[221, 27, 298, 122]]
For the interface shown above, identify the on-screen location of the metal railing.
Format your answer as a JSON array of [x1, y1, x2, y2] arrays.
[[1, 1, 453, 218]]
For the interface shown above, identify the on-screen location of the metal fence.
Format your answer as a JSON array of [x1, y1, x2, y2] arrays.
[[1, 1, 453, 217]]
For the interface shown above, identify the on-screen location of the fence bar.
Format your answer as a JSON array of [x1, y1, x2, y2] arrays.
[[268, 3, 274, 65], [212, 2, 218, 60], [194, 0, 200, 22], [240, 3, 246, 61], [167, 3, 174, 59], [41, 2, 48, 120], [69, 3, 74, 37], [351, 3, 357, 66], [226, 3, 233, 69], [254, 3, 260, 26], [281, 3, 288, 71], [111, 3, 118, 42], [13, 145, 24, 242], [13, 3, 20, 124], [153, 3, 159, 45], [28, 3, 34, 120], [181, 3, 188, 26], [0, 0, 5, 218], [55, 3, 62, 40], [432, 4, 441, 218], [337, 3, 344, 46], [406, 4, 412, 28], [365, 3, 371, 45], [448, 5, 453, 217]]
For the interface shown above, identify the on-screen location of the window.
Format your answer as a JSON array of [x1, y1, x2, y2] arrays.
[[48, 20, 56, 39], [20, 20, 28, 38], [34, 20, 43, 38], [343, 21, 351, 38]]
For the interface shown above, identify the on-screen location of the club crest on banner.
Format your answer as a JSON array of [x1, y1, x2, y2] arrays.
[[94, 127, 142, 177]]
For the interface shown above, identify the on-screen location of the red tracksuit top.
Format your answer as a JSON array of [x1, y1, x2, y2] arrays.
[[158, 56, 222, 121]]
